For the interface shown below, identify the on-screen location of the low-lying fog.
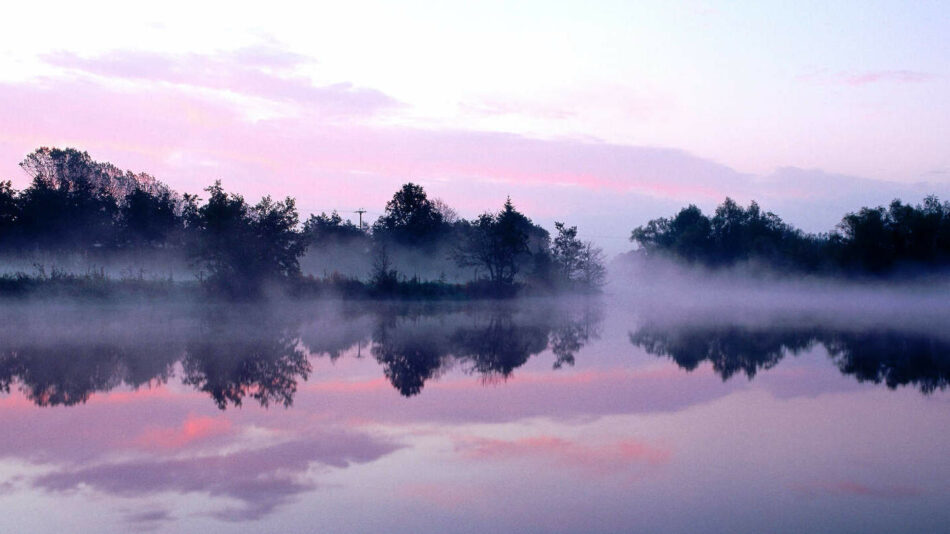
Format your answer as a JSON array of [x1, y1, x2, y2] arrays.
[[609, 255, 950, 335]]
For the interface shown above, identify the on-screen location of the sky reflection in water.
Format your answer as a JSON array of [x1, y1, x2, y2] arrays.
[[0, 297, 947, 533]]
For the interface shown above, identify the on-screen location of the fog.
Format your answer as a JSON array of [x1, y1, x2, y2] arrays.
[[299, 240, 474, 283], [609, 254, 950, 334]]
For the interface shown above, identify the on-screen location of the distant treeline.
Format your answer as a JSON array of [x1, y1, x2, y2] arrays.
[[630, 196, 950, 274], [0, 148, 606, 297]]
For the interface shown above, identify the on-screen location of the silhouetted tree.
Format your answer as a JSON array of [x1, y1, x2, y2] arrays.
[[303, 211, 365, 245], [552, 222, 607, 291], [190, 182, 304, 296], [631, 204, 713, 264], [0, 181, 19, 245], [577, 242, 607, 290], [373, 183, 447, 246], [834, 197, 950, 273], [552, 222, 583, 280], [120, 186, 183, 248], [369, 243, 399, 294], [630, 196, 950, 275], [251, 195, 305, 279], [454, 198, 534, 285], [17, 148, 133, 251]]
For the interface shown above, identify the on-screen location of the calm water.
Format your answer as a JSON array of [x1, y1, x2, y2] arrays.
[[0, 294, 948, 533]]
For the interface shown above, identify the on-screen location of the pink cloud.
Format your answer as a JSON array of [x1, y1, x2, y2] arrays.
[[460, 98, 576, 120], [307, 377, 391, 393], [798, 68, 934, 87], [843, 70, 934, 86], [42, 48, 399, 116], [0, 71, 747, 211], [402, 482, 484, 507]]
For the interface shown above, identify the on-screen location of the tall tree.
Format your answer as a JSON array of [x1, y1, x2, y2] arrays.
[[552, 222, 606, 291], [373, 183, 446, 246], [454, 198, 531, 285], [190, 181, 304, 296], [0, 181, 20, 247]]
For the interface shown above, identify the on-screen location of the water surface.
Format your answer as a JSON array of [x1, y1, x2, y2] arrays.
[[0, 295, 947, 533]]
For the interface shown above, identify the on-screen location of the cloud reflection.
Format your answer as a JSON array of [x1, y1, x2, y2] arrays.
[[34, 430, 402, 521]]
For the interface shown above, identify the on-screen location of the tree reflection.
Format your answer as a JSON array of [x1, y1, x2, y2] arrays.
[[0, 306, 310, 409], [630, 322, 950, 393], [372, 322, 449, 397], [549, 302, 603, 369], [365, 301, 603, 396], [451, 312, 549, 379], [181, 308, 310, 409], [0, 299, 604, 406], [630, 325, 818, 380], [827, 332, 950, 393], [0, 318, 182, 406]]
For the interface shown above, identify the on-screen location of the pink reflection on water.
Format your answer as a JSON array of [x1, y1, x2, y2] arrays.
[[402, 482, 486, 507], [133, 414, 234, 450], [454, 434, 670, 475], [791, 480, 924, 499]]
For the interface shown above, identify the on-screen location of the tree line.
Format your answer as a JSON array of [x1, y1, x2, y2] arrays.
[[630, 196, 950, 274], [0, 148, 606, 297]]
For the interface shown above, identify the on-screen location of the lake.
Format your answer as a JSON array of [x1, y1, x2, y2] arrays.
[[0, 291, 948, 533]]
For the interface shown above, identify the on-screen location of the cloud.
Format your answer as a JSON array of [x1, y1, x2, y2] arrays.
[[798, 69, 935, 87], [843, 70, 934, 86], [42, 48, 399, 116], [460, 98, 576, 120]]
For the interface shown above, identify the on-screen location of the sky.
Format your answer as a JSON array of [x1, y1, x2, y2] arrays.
[[0, 0, 948, 253]]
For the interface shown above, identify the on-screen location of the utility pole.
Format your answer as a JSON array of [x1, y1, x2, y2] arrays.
[[354, 209, 367, 231]]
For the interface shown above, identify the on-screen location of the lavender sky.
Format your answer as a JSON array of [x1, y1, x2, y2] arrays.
[[1, 1, 948, 253]]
